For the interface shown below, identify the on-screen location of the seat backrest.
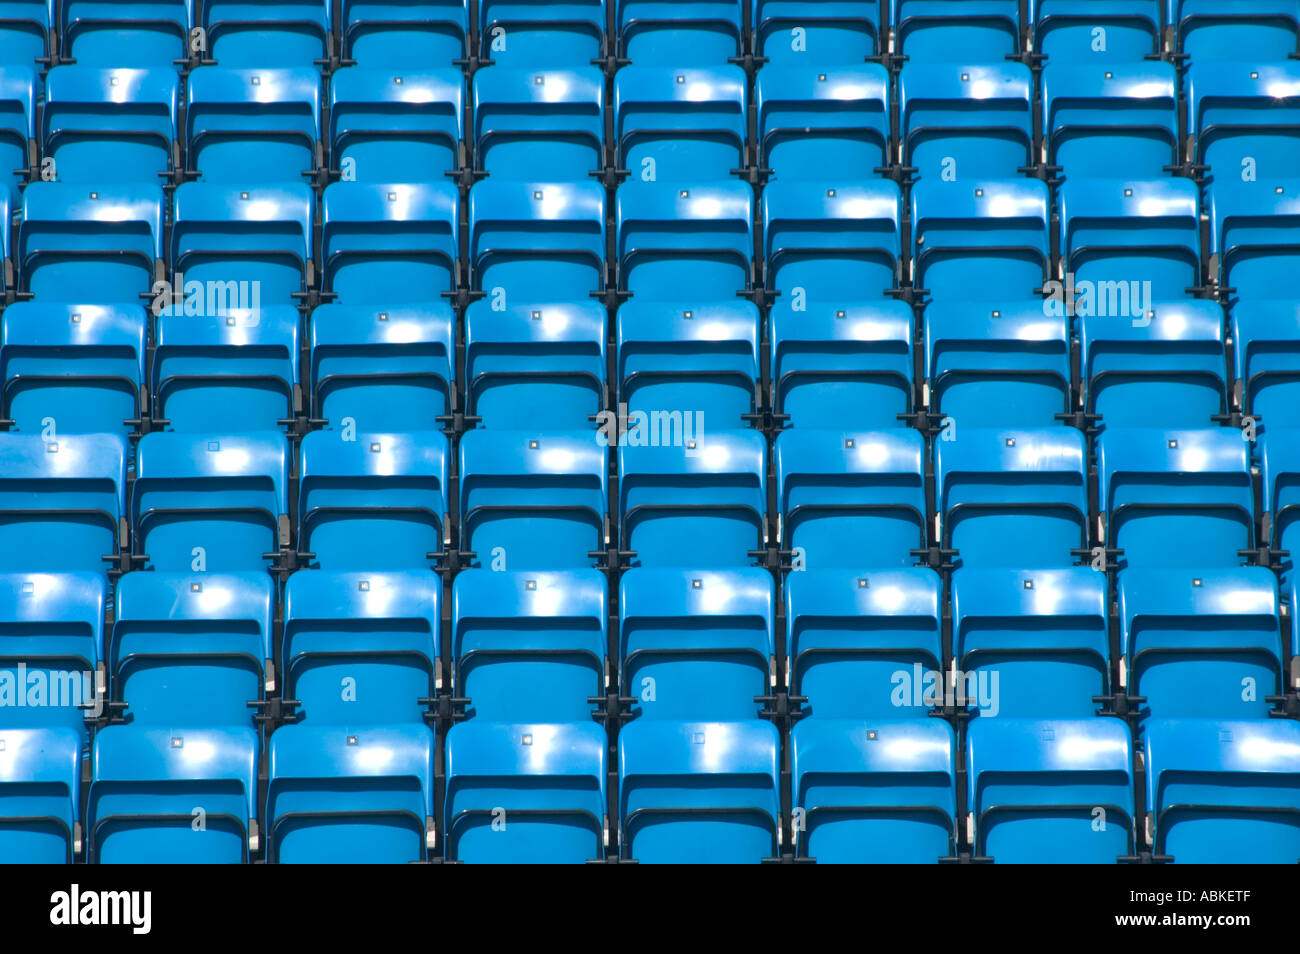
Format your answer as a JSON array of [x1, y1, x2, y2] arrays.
[[1034, 0, 1161, 63], [62, 0, 191, 67], [753, 0, 881, 64], [475, 66, 604, 180], [0, 725, 82, 863], [1232, 300, 1300, 431], [342, 0, 470, 68], [614, 65, 746, 181], [203, 0, 331, 68], [329, 67, 463, 181], [1208, 177, 1300, 302], [1188, 61, 1300, 181], [756, 63, 890, 178]]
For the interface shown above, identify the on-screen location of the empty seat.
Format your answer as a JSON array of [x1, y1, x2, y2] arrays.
[[1034, 0, 1161, 63], [1097, 427, 1253, 569], [0, 66, 32, 205], [1173, 0, 1300, 62], [620, 567, 774, 720], [475, 66, 604, 180], [329, 67, 463, 183], [342, 0, 469, 68], [614, 65, 745, 181], [618, 719, 780, 863], [0, 726, 82, 864], [894, 0, 1021, 62], [452, 568, 605, 722], [1209, 178, 1300, 302], [298, 429, 448, 570], [1232, 300, 1300, 432], [61, 0, 191, 67], [131, 431, 288, 573], [467, 299, 605, 429], [1189, 61, 1300, 183], [458, 430, 606, 570], [617, 0, 742, 64], [266, 722, 435, 863], [479, 0, 605, 67], [776, 429, 927, 568], [444, 721, 607, 863], [791, 718, 956, 862], [752, 0, 881, 64], [283, 569, 441, 725], [1260, 430, 1300, 589], [202, 0, 331, 69], [0, 0, 50, 69]]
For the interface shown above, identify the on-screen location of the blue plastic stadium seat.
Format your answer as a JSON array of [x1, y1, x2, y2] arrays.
[[936, 427, 1088, 568], [1042, 61, 1178, 179], [900, 62, 1033, 180], [925, 301, 1070, 427], [132, 431, 288, 573], [61, 0, 190, 67], [1172, 0, 1300, 62], [298, 429, 448, 571], [763, 179, 900, 299], [458, 430, 607, 570], [619, 429, 766, 567], [329, 68, 463, 182], [0, 432, 126, 573], [186, 67, 319, 184], [0, 67, 33, 204], [967, 718, 1135, 862], [894, 0, 1021, 62], [620, 567, 774, 720], [618, 0, 742, 64], [1260, 429, 1300, 590], [617, 299, 758, 430], [1145, 718, 1300, 862], [1098, 427, 1253, 569], [0, 0, 49, 69], [467, 299, 605, 429], [109, 571, 273, 726], [171, 182, 314, 308], [19, 182, 162, 303], [445, 721, 607, 863], [752, 0, 881, 63], [953, 568, 1109, 718], [266, 722, 434, 863], [153, 305, 298, 433], [776, 429, 927, 568], [911, 178, 1049, 302], [0, 726, 82, 864], [791, 719, 956, 862], [202, 0, 331, 69], [618, 719, 780, 863], [453, 568, 605, 722], [283, 569, 441, 725], [88, 726, 257, 863], [1, 302, 145, 436], [785, 567, 942, 719], [1189, 61, 1300, 183], [471, 179, 606, 300], [342, 0, 469, 68], [614, 65, 745, 181], [770, 299, 913, 429], [1208, 178, 1300, 302], [310, 303, 455, 433], [755, 64, 890, 180], [1034, 0, 1161, 63], [1232, 301, 1300, 432], [476, 66, 604, 180], [322, 182, 459, 303], [479, 0, 606, 67]]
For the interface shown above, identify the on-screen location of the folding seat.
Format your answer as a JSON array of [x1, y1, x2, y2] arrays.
[[458, 430, 607, 570], [475, 66, 604, 181], [310, 303, 455, 432], [910, 179, 1049, 303], [618, 719, 780, 863], [171, 182, 314, 308], [0, 66, 34, 205], [899, 62, 1033, 181], [1189, 61, 1300, 183], [152, 306, 299, 433], [1172, 0, 1300, 62], [953, 568, 1109, 718], [616, 299, 758, 431], [202, 0, 331, 69], [613, 66, 745, 182], [266, 722, 434, 863], [283, 569, 441, 725], [776, 429, 927, 569], [329, 68, 463, 183], [1208, 178, 1300, 302], [321, 182, 459, 303], [18, 183, 163, 303], [616, 180, 752, 300], [1033, 0, 1161, 63], [770, 299, 913, 430], [925, 301, 1070, 428], [1042, 61, 1178, 179], [619, 430, 766, 568], [1059, 178, 1201, 302], [342, 0, 469, 69], [0, 726, 82, 863], [755, 64, 890, 181], [467, 299, 605, 429], [1145, 718, 1300, 863], [452, 568, 605, 722], [1, 302, 146, 436], [752, 0, 881, 64], [1260, 431, 1300, 589], [0, 432, 126, 574], [620, 567, 774, 721], [936, 428, 1088, 569], [185, 67, 320, 185], [1233, 301, 1300, 432], [762, 179, 900, 299], [967, 718, 1134, 862], [785, 567, 941, 720], [61, 0, 190, 68], [479, 0, 606, 67], [791, 719, 956, 862], [470, 179, 606, 301], [617, 0, 743, 65], [893, 0, 1021, 63], [445, 721, 607, 863], [0, 0, 50, 70], [131, 431, 288, 573], [298, 429, 448, 571], [108, 571, 273, 727]]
